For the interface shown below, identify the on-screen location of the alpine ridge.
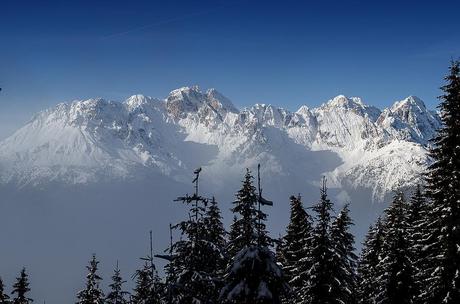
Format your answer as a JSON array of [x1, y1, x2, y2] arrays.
[[0, 86, 441, 200]]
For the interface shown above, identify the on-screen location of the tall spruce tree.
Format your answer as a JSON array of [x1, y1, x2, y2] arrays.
[[420, 60, 460, 304], [357, 218, 384, 304], [168, 168, 222, 303], [76, 255, 104, 304], [0, 276, 9, 304], [105, 262, 129, 304], [330, 204, 358, 304], [374, 192, 415, 304], [221, 168, 287, 304], [11, 268, 32, 304], [301, 177, 336, 304], [203, 197, 228, 292], [227, 169, 259, 252], [277, 195, 312, 304]]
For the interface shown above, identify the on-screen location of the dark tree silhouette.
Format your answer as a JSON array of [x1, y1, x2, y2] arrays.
[[0, 276, 10, 304], [76, 255, 104, 304], [419, 60, 460, 304], [277, 195, 312, 304], [221, 167, 287, 304], [374, 192, 415, 304], [330, 204, 358, 304], [12, 268, 32, 304], [105, 262, 129, 304]]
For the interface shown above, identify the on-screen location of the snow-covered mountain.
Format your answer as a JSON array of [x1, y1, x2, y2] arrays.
[[0, 86, 441, 200]]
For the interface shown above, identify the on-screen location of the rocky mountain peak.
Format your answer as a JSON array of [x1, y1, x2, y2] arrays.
[[165, 86, 237, 120], [377, 96, 441, 144], [318, 95, 381, 121]]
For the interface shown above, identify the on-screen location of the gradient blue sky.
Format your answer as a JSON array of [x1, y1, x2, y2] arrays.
[[1, 0, 460, 139]]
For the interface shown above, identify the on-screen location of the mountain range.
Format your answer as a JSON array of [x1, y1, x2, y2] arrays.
[[0, 86, 441, 200]]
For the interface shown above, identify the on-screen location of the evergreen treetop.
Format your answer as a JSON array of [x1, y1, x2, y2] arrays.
[[221, 167, 287, 304], [357, 218, 384, 304], [168, 168, 223, 303], [131, 262, 161, 304], [0, 277, 10, 304], [230, 169, 260, 250], [374, 192, 415, 304], [302, 177, 336, 304], [105, 262, 129, 304], [330, 204, 357, 304], [76, 255, 104, 304], [12, 268, 32, 304], [277, 195, 312, 304]]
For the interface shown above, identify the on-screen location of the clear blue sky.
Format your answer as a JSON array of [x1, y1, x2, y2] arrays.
[[1, 0, 459, 138]]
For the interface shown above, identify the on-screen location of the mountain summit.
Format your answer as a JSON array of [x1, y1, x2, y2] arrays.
[[0, 87, 441, 200]]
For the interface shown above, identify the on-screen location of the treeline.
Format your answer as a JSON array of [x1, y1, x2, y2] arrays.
[[0, 61, 459, 304]]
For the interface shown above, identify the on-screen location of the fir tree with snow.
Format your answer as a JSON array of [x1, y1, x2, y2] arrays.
[[406, 185, 427, 304], [204, 197, 227, 257], [277, 195, 312, 304], [220, 168, 287, 304], [357, 218, 384, 304], [227, 216, 242, 259], [330, 204, 358, 304], [167, 168, 223, 303], [0, 277, 10, 304], [406, 185, 426, 230], [374, 192, 415, 304], [203, 197, 228, 292], [302, 177, 336, 304], [105, 262, 129, 304], [76, 255, 104, 304], [131, 262, 162, 304], [11, 268, 32, 304], [227, 169, 260, 252], [419, 60, 460, 304]]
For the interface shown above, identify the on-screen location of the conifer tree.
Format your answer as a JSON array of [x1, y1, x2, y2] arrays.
[[0, 276, 10, 304], [277, 195, 312, 304], [357, 218, 384, 304], [227, 216, 241, 259], [11, 268, 32, 304], [374, 192, 415, 304], [420, 60, 460, 304], [168, 168, 222, 303], [131, 262, 161, 304], [76, 255, 104, 304], [407, 185, 425, 230], [330, 204, 357, 304], [221, 168, 287, 304], [228, 169, 260, 252], [204, 197, 227, 255], [131, 263, 149, 304], [406, 185, 427, 304], [203, 197, 228, 291], [105, 262, 129, 304], [301, 177, 336, 304], [133, 231, 163, 304], [160, 224, 177, 304]]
